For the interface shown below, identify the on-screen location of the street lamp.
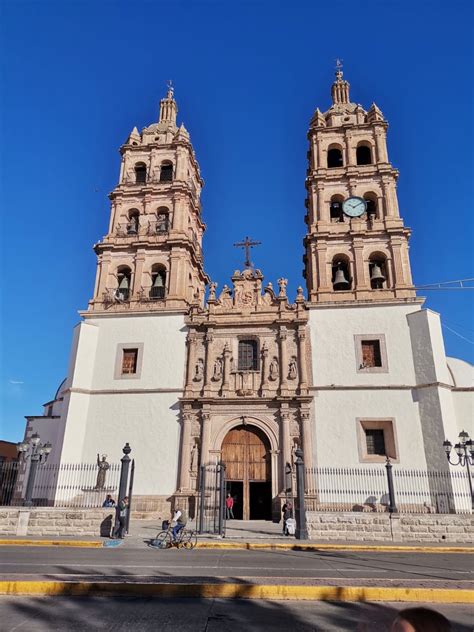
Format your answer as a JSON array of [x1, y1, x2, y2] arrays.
[[443, 430, 474, 509], [17, 433, 53, 506]]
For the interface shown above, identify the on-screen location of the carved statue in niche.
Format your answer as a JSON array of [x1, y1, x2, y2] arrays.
[[288, 358, 298, 380], [291, 438, 300, 464], [125, 166, 135, 184], [212, 357, 223, 381], [95, 454, 110, 490], [190, 439, 200, 472], [269, 358, 279, 381], [194, 358, 204, 381]]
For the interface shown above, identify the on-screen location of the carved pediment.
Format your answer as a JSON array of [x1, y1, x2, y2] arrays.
[[211, 269, 284, 311]]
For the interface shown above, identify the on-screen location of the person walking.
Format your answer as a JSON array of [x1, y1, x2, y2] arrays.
[[114, 496, 129, 539], [225, 493, 234, 520]]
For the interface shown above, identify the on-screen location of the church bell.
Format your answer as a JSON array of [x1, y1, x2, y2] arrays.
[[370, 263, 386, 287], [333, 264, 350, 290], [152, 272, 164, 287], [118, 275, 129, 290]]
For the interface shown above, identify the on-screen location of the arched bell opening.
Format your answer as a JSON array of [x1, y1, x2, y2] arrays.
[[221, 424, 272, 521], [327, 145, 344, 168], [331, 256, 352, 291], [116, 266, 132, 301], [156, 207, 170, 233], [363, 192, 378, 221], [356, 142, 372, 165], [159, 161, 173, 182], [329, 194, 345, 223], [149, 264, 167, 299], [368, 254, 388, 289]]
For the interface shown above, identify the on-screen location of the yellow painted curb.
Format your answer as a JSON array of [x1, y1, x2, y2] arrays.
[[0, 581, 472, 603], [196, 542, 474, 554], [0, 540, 103, 548]]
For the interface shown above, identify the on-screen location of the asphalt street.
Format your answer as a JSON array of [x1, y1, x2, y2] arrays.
[[0, 596, 472, 631], [0, 546, 472, 587]]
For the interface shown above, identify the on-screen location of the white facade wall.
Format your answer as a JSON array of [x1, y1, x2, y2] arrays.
[[55, 312, 187, 495]]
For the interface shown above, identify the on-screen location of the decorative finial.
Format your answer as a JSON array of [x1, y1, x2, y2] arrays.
[[335, 58, 343, 80], [166, 79, 174, 98]]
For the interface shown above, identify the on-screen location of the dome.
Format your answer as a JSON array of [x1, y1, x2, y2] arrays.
[[446, 357, 474, 388]]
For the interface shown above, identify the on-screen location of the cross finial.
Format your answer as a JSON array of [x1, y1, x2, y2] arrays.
[[166, 79, 174, 98], [335, 58, 343, 79], [233, 236, 262, 269]]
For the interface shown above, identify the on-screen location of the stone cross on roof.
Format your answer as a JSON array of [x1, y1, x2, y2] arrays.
[[233, 236, 262, 269]]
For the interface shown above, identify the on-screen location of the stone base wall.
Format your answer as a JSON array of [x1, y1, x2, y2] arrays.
[[307, 512, 473, 543], [0, 508, 115, 537]]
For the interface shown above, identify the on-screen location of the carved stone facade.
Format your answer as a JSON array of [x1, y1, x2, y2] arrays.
[[177, 268, 312, 514]]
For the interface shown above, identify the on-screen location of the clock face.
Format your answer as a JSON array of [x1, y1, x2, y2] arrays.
[[342, 196, 367, 218]]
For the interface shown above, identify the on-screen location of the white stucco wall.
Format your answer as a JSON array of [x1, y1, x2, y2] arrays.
[[56, 312, 187, 494]]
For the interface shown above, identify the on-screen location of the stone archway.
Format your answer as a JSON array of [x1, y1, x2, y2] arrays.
[[222, 425, 272, 520]]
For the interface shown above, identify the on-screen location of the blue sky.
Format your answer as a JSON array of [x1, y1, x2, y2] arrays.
[[1, 0, 473, 442]]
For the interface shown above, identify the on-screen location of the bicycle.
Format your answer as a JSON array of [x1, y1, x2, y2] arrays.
[[150, 523, 197, 550]]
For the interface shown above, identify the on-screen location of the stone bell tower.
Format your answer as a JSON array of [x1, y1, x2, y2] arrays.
[[89, 83, 208, 313], [304, 62, 416, 303]]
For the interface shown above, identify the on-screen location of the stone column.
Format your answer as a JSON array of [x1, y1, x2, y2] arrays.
[[200, 411, 211, 466], [353, 241, 367, 290], [382, 179, 400, 218], [260, 342, 269, 395], [300, 408, 313, 469], [297, 327, 308, 393], [168, 251, 182, 298], [96, 255, 111, 298], [374, 127, 388, 163], [316, 242, 329, 289], [222, 343, 231, 391], [311, 136, 318, 170], [278, 327, 288, 395], [280, 408, 291, 492], [185, 333, 197, 390], [317, 133, 324, 168], [133, 251, 146, 297], [203, 331, 214, 394], [390, 238, 406, 286], [317, 184, 328, 222], [178, 412, 193, 490]]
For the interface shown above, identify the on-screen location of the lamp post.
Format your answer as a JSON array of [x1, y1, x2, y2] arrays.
[[443, 430, 474, 510], [16, 433, 53, 506]]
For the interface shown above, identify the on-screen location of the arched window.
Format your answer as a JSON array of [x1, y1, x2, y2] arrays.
[[127, 209, 139, 235], [150, 264, 166, 299], [160, 161, 173, 182], [368, 255, 388, 290], [331, 257, 351, 291], [116, 266, 132, 301], [327, 146, 343, 168], [135, 162, 147, 184], [356, 144, 372, 165], [330, 195, 344, 222], [238, 339, 258, 371], [156, 207, 169, 233], [363, 193, 378, 220]]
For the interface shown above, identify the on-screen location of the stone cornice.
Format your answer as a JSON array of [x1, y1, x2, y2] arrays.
[[305, 297, 424, 309], [67, 387, 183, 396], [310, 382, 472, 392]]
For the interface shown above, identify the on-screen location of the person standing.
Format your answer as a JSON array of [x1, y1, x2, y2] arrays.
[[282, 501, 293, 536], [225, 493, 234, 519], [114, 496, 129, 539]]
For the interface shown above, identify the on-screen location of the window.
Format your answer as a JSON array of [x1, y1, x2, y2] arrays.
[[356, 145, 372, 165], [361, 340, 382, 368], [135, 163, 147, 184], [365, 429, 386, 455], [238, 339, 258, 370], [160, 162, 173, 182], [327, 147, 343, 168], [122, 349, 138, 374], [354, 334, 388, 373], [357, 418, 398, 463]]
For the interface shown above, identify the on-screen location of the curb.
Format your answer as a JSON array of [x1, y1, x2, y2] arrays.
[[195, 542, 474, 554], [0, 581, 472, 603], [0, 540, 104, 548]]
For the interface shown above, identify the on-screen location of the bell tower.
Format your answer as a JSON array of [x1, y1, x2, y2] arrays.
[[89, 84, 208, 313], [304, 62, 416, 303]]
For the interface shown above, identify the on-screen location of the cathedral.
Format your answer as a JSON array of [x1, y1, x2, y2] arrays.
[[23, 68, 473, 519]]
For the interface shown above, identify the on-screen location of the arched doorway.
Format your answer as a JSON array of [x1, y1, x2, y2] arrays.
[[222, 425, 272, 520]]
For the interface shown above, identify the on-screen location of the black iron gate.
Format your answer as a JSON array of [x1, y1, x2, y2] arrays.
[[197, 462, 226, 535]]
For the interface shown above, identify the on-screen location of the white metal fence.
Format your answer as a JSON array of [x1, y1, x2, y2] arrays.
[[304, 466, 472, 514]]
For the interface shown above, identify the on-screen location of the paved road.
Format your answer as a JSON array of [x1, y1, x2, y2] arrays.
[[0, 596, 472, 631], [0, 546, 472, 587]]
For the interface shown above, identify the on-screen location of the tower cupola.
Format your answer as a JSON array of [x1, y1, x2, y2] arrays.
[[159, 82, 178, 127], [331, 60, 350, 105]]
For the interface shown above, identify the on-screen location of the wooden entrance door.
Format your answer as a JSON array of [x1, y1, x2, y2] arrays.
[[221, 425, 271, 520]]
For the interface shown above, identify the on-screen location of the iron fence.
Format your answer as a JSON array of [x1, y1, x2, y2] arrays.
[[1, 461, 121, 508], [304, 466, 471, 514], [197, 462, 226, 535]]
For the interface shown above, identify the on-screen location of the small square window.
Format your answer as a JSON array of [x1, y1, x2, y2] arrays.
[[238, 340, 258, 371], [122, 349, 138, 374], [365, 428, 386, 455], [354, 334, 388, 373]]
